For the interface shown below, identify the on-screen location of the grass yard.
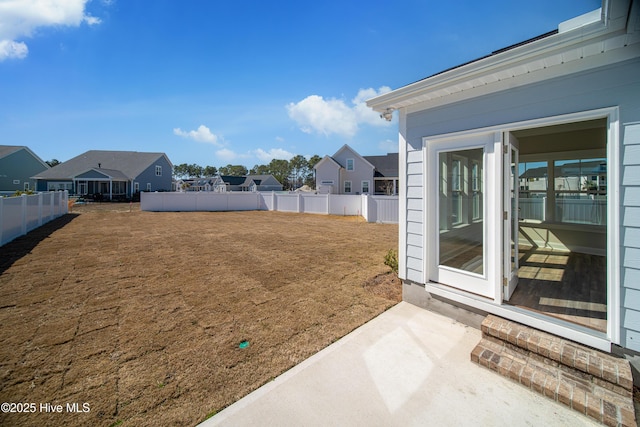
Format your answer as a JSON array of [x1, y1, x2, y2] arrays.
[[0, 203, 399, 426]]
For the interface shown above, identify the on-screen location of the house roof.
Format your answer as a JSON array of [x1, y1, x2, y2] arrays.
[[315, 144, 377, 171], [364, 153, 399, 178], [240, 175, 281, 187], [220, 175, 246, 185], [32, 150, 171, 180], [367, 1, 637, 113], [76, 167, 131, 180], [314, 155, 342, 170], [0, 145, 50, 169], [0, 145, 24, 159]]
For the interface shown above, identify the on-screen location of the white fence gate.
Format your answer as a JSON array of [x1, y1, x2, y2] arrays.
[[141, 192, 399, 224], [0, 191, 69, 246]]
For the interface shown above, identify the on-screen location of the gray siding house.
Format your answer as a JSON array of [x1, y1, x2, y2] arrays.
[[32, 150, 173, 200], [0, 146, 49, 195], [368, 0, 640, 355], [315, 145, 398, 194], [219, 174, 283, 192]]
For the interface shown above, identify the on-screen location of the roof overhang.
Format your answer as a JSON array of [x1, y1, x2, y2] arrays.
[[367, 0, 639, 114]]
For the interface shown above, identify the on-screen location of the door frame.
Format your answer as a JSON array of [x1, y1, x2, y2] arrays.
[[425, 131, 502, 300], [420, 106, 620, 351], [503, 133, 520, 301]]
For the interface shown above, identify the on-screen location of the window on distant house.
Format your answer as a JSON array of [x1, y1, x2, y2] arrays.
[[146, 183, 151, 191], [155, 165, 162, 176], [24, 182, 29, 190], [362, 180, 369, 194], [13, 179, 20, 185], [344, 180, 352, 193], [346, 159, 354, 171], [134, 182, 139, 193]]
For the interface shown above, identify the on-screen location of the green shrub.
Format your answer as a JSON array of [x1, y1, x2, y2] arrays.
[[384, 249, 398, 274]]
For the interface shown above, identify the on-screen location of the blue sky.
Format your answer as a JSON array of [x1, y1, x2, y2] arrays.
[[0, 0, 601, 169]]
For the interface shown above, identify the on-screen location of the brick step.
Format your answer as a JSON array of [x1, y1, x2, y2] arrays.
[[481, 314, 633, 395], [472, 315, 637, 427]]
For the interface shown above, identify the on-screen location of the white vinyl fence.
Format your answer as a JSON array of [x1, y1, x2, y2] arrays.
[[0, 191, 69, 246], [141, 192, 399, 223], [519, 197, 606, 225]]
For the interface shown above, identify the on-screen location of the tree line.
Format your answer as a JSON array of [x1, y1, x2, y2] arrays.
[[172, 154, 323, 190]]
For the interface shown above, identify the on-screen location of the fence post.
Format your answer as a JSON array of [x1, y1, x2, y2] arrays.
[[21, 194, 27, 236], [38, 192, 43, 226], [64, 190, 69, 214], [272, 191, 277, 211], [50, 191, 55, 219], [326, 193, 330, 215], [297, 192, 302, 213]]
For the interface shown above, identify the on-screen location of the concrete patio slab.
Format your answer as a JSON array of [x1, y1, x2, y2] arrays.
[[200, 302, 597, 426]]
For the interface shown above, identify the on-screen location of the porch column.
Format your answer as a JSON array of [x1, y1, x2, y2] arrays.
[[109, 180, 113, 201]]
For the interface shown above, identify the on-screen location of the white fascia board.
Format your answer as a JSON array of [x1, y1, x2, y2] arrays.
[[366, 9, 627, 113]]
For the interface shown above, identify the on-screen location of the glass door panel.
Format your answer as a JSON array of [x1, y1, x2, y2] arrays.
[[438, 148, 485, 275]]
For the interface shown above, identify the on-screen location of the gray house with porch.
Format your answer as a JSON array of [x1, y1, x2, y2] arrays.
[[32, 150, 173, 200]]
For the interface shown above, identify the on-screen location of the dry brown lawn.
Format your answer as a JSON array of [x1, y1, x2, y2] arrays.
[[0, 203, 399, 426]]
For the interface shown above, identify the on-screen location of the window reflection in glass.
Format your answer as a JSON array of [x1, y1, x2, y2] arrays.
[[438, 148, 484, 274]]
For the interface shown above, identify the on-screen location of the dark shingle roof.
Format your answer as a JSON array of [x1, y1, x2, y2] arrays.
[[221, 175, 246, 185], [32, 150, 169, 180], [364, 153, 399, 178]]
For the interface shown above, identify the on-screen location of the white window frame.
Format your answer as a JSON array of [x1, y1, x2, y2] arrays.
[[146, 183, 152, 191], [155, 165, 162, 176], [24, 182, 30, 190], [134, 182, 139, 193], [362, 180, 370, 194], [344, 180, 352, 193], [13, 179, 20, 185], [346, 158, 354, 171]]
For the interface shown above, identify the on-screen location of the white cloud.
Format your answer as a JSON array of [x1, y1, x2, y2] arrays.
[[353, 87, 392, 127], [0, 40, 28, 61], [173, 125, 222, 146], [0, 0, 101, 61], [252, 148, 294, 162], [287, 95, 357, 137], [287, 86, 392, 137], [215, 148, 239, 162]]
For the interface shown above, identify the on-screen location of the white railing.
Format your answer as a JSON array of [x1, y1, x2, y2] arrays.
[[0, 191, 69, 246], [141, 192, 399, 223]]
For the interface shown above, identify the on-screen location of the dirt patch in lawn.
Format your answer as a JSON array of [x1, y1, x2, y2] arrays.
[[0, 203, 399, 426]]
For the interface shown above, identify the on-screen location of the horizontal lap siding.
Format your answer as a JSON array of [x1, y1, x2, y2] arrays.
[[622, 119, 640, 350], [405, 149, 423, 283]]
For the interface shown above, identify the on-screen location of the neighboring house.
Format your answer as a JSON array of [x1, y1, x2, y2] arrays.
[[0, 145, 49, 195], [315, 144, 398, 194], [177, 175, 227, 192], [219, 174, 283, 192], [239, 174, 283, 192], [367, 0, 640, 357], [365, 152, 399, 195], [32, 150, 173, 200]]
